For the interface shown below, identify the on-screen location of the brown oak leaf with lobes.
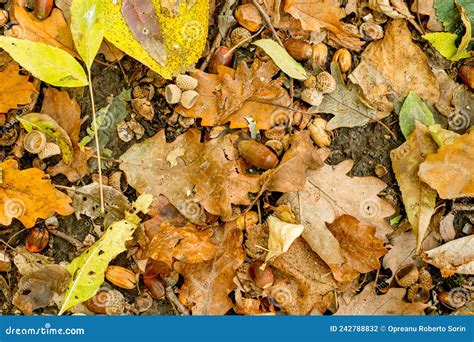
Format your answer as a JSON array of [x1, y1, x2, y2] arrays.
[[0, 64, 37, 113], [0, 159, 74, 228]]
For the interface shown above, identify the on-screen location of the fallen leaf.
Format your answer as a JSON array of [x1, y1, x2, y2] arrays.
[[435, 0, 474, 32], [174, 222, 245, 315], [348, 19, 439, 115], [0, 64, 37, 113], [120, 129, 260, 224], [398, 91, 435, 138], [418, 131, 474, 199], [325, 215, 387, 282], [423, 32, 470, 61], [175, 60, 292, 130], [410, 0, 443, 31], [428, 124, 460, 147], [369, 0, 415, 20], [423, 235, 474, 276], [146, 224, 217, 275], [265, 215, 304, 262], [284, 0, 346, 33], [390, 123, 438, 252], [59, 194, 153, 314], [13, 246, 53, 275], [0, 159, 74, 228], [433, 69, 458, 117], [6, 5, 75, 56], [335, 281, 428, 314], [12, 265, 70, 315], [318, 63, 378, 130], [143, 196, 188, 237]]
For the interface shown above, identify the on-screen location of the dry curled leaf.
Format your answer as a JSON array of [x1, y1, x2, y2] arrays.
[[265, 215, 304, 262], [175, 60, 292, 130], [120, 129, 260, 224], [174, 222, 245, 315], [0, 63, 37, 113], [0, 159, 74, 228], [419, 131, 474, 199], [390, 123, 438, 252]]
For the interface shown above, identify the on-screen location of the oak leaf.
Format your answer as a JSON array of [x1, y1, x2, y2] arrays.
[[418, 131, 474, 199], [175, 60, 292, 130], [174, 222, 245, 315], [335, 281, 428, 315], [120, 130, 260, 224], [0, 64, 37, 113], [390, 123, 438, 251], [0, 159, 74, 228]]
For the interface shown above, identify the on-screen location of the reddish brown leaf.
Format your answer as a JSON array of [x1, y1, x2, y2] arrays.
[[0, 64, 37, 113]]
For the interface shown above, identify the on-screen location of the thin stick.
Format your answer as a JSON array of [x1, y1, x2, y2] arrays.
[[87, 71, 105, 214], [225, 27, 264, 56], [200, 32, 222, 71], [165, 286, 189, 315], [49, 229, 84, 250], [252, 0, 284, 46]]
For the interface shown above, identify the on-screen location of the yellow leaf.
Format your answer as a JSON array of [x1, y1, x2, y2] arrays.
[[104, 0, 208, 79]]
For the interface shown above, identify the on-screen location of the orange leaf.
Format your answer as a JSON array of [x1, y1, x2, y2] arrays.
[[0, 159, 74, 228], [0, 64, 36, 113]]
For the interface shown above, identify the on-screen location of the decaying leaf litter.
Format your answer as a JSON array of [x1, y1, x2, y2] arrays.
[[0, 0, 473, 316]]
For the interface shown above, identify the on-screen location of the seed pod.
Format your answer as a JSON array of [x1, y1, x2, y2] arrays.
[[359, 22, 384, 41], [44, 216, 59, 230], [24, 130, 47, 154], [236, 211, 259, 229], [407, 284, 430, 303], [231, 27, 252, 48], [308, 123, 331, 147], [300, 88, 323, 106], [25, 227, 49, 253], [105, 266, 137, 290], [418, 268, 433, 289], [35, 0, 54, 20], [144, 276, 165, 299], [332, 48, 352, 73], [175, 74, 198, 91], [395, 264, 419, 288], [235, 4, 262, 32], [0, 10, 8, 28], [265, 139, 284, 156], [165, 84, 182, 104], [249, 260, 274, 289], [459, 65, 474, 89], [238, 140, 279, 169], [311, 43, 328, 66], [38, 142, 61, 160], [180, 90, 199, 109], [208, 46, 233, 74], [315, 71, 337, 94], [284, 38, 312, 61]]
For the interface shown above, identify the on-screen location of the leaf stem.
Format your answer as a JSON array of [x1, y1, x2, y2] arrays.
[[87, 70, 105, 214]]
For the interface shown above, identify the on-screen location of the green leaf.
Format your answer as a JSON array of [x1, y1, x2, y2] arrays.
[[18, 113, 74, 165], [0, 36, 88, 87], [423, 32, 470, 61], [399, 91, 435, 138], [59, 194, 153, 315], [253, 39, 307, 80], [390, 215, 402, 226], [428, 124, 460, 147], [453, 1, 472, 60], [435, 0, 474, 32], [70, 0, 105, 71]]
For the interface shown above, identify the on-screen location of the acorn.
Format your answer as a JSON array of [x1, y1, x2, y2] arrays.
[[308, 121, 331, 147], [312, 43, 328, 66], [85, 289, 125, 315], [165, 84, 182, 104], [315, 71, 337, 94], [459, 65, 474, 89], [395, 264, 419, 288], [265, 139, 284, 156], [105, 266, 137, 290], [175, 74, 198, 91], [332, 48, 352, 73], [208, 46, 233, 74], [235, 4, 262, 32], [144, 276, 166, 299], [438, 289, 469, 309], [24, 130, 47, 154], [25, 227, 49, 253], [249, 260, 274, 289], [38, 142, 61, 160], [34, 0, 53, 20], [300, 88, 323, 106], [85, 290, 109, 314], [238, 140, 279, 170], [180, 90, 199, 109], [284, 38, 313, 61], [418, 268, 434, 289], [231, 27, 252, 48], [407, 284, 430, 303]]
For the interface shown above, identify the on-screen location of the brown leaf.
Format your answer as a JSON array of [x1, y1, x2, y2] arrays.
[[120, 130, 260, 223], [348, 19, 439, 115], [40, 88, 92, 182], [410, 0, 443, 31], [6, 4, 76, 56], [175, 60, 292, 130], [390, 123, 438, 251], [326, 215, 387, 282], [0, 159, 74, 228], [174, 222, 245, 315], [0, 64, 37, 112], [335, 281, 428, 315], [419, 131, 474, 199], [146, 224, 217, 275]]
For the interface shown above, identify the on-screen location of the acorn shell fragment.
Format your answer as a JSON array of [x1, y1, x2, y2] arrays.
[[165, 84, 182, 104], [24, 130, 47, 154], [315, 71, 337, 94], [175, 74, 198, 90]]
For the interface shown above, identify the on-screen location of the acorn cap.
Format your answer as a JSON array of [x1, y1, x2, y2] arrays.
[[315, 71, 337, 94], [300, 88, 323, 106], [395, 264, 419, 288], [180, 90, 199, 109], [165, 84, 182, 104], [175, 74, 198, 91], [38, 142, 61, 160], [24, 130, 47, 154]]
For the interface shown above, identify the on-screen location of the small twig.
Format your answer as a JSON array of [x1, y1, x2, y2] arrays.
[[252, 0, 284, 46], [165, 286, 189, 315], [200, 32, 223, 71], [93, 59, 118, 69], [49, 229, 84, 250]]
